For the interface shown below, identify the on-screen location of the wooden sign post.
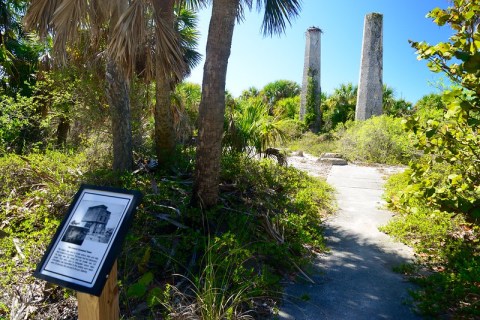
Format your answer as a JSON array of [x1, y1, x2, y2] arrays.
[[77, 261, 119, 320], [33, 185, 142, 319]]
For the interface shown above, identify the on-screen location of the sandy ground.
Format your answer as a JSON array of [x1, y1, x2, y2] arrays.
[[287, 152, 332, 179]]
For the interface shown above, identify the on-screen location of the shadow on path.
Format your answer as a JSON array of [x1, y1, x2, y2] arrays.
[[278, 164, 421, 320]]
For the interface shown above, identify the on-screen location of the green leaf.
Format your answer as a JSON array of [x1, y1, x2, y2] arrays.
[[147, 287, 163, 307], [426, 129, 436, 138], [454, 50, 470, 62], [126, 272, 154, 298], [470, 208, 480, 219], [138, 271, 154, 286], [127, 282, 147, 298], [463, 52, 480, 73]]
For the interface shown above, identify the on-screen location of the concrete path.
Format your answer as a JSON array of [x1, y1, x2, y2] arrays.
[[279, 164, 421, 320]]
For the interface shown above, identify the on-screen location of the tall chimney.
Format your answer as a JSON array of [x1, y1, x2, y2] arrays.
[[300, 26, 322, 132], [356, 13, 383, 120]]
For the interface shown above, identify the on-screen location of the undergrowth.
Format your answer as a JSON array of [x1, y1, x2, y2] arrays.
[[382, 169, 480, 318], [285, 115, 417, 165], [0, 150, 334, 319], [285, 132, 336, 157], [336, 116, 416, 165]]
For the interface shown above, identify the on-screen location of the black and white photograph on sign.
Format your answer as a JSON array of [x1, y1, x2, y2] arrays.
[[33, 185, 142, 295], [62, 203, 119, 245]]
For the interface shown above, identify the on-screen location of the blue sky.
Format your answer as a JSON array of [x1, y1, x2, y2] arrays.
[[186, 0, 453, 104]]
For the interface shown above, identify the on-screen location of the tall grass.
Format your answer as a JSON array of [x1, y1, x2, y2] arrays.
[[160, 234, 255, 319]]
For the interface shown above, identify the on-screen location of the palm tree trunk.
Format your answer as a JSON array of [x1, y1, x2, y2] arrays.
[[104, 0, 133, 172], [153, 0, 176, 167], [192, 0, 239, 208], [154, 73, 175, 167], [106, 59, 133, 171]]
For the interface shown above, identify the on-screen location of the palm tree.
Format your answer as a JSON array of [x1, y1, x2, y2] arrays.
[[323, 82, 357, 130], [25, 0, 191, 170], [192, 0, 301, 208], [261, 79, 300, 114], [239, 86, 260, 101], [25, 0, 134, 171], [108, 1, 200, 167], [224, 100, 286, 156]]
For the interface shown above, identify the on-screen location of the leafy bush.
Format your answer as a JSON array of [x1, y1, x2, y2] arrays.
[[336, 115, 416, 164], [275, 119, 306, 141], [407, 0, 480, 222], [286, 131, 336, 157], [383, 169, 480, 317], [220, 154, 334, 255], [273, 96, 300, 120], [0, 70, 109, 155], [0, 95, 44, 154], [382, 171, 462, 261], [411, 251, 480, 317]]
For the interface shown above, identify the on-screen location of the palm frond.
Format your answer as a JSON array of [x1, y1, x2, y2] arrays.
[[237, 0, 253, 22], [175, 0, 210, 11], [175, 6, 198, 29], [183, 49, 202, 75], [176, 7, 202, 73], [258, 0, 301, 36], [154, 12, 188, 82], [108, 0, 147, 79], [90, 0, 110, 21], [23, 0, 60, 38], [88, 0, 109, 44], [51, 0, 89, 63]]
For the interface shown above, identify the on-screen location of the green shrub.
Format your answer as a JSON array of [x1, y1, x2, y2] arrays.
[[411, 93, 444, 124], [219, 153, 335, 269], [336, 115, 416, 164], [273, 96, 300, 120], [286, 131, 337, 157], [0, 95, 44, 155], [383, 168, 480, 317], [276, 119, 306, 141]]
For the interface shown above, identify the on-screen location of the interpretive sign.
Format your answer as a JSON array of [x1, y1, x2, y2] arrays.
[[34, 185, 142, 296]]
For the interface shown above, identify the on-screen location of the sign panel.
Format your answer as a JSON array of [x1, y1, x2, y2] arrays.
[[34, 185, 142, 296]]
